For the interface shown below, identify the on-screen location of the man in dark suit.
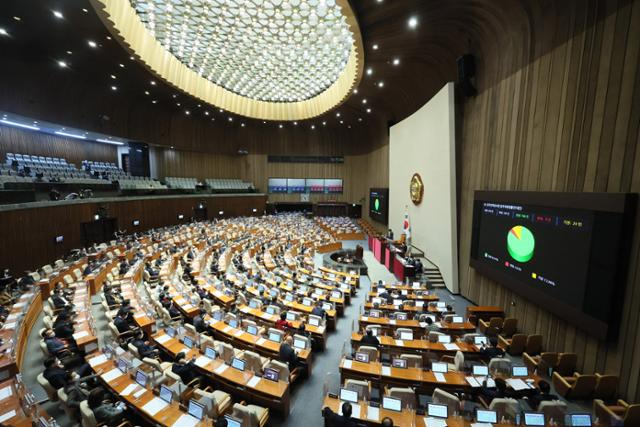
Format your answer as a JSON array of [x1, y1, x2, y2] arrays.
[[311, 302, 326, 319], [360, 329, 380, 348], [479, 337, 504, 359], [43, 357, 70, 390], [193, 312, 206, 334], [480, 377, 511, 404], [52, 289, 71, 309], [278, 335, 298, 370], [527, 380, 559, 409], [322, 402, 357, 427], [171, 352, 199, 385], [113, 312, 133, 334], [53, 312, 75, 339], [131, 330, 159, 359]]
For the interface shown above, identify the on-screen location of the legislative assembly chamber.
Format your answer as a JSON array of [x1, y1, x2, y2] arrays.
[[0, 1, 638, 426]]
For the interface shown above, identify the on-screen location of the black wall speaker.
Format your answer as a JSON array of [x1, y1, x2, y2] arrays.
[[457, 54, 477, 97]]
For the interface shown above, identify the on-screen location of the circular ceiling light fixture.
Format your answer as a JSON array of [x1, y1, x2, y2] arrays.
[[91, 0, 364, 121]]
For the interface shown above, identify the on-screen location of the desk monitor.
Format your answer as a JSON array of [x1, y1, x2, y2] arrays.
[[134, 370, 147, 388], [286, 312, 297, 321], [228, 319, 239, 329], [331, 291, 341, 299], [285, 294, 294, 302], [268, 332, 282, 343], [438, 334, 452, 344], [263, 367, 279, 382], [269, 289, 278, 298], [524, 412, 546, 426], [512, 365, 528, 377], [166, 327, 176, 337], [308, 317, 320, 327], [188, 399, 205, 420], [293, 338, 306, 350], [393, 299, 403, 306], [246, 325, 258, 335], [266, 306, 276, 315], [437, 302, 446, 308], [231, 358, 246, 371], [354, 352, 370, 363], [204, 347, 217, 359], [382, 396, 402, 412], [569, 414, 592, 426], [428, 403, 449, 419], [183, 336, 193, 349], [372, 298, 383, 305], [303, 298, 313, 306], [474, 336, 488, 346], [476, 409, 498, 423], [452, 316, 464, 323], [224, 415, 242, 427], [392, 358, 407, 369], [249, 300, 259, 309], [369, 311, 380, 318], [104, 344, 114, 359], [117, 358, 129, 373], [322, 302, 332, 311], [213, 311, 223, 321], [431, 362, 448, 373], [340, 388, 358, 403], [473, 365, 489, 376], [369, 327, 379, 337], [400, 331, 413, 341], [396, 313, 408, 321]]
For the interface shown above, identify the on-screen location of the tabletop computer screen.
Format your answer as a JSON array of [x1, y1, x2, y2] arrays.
[[339, 388, 358, 403], [268, 332, 281, 342], [437, 302, 446, 308], [166, 327, 176, 337], [438, 335, 452, 344], [213, 311, 223, 321], [224, 415, 242, 427], [294, 338, 306, 349], [159, 385, 173, 404], [117, 358, 129, 373], [570, 414, 592, 426], [247, 325, 258, 335], [431, 362, 448, 373], [204, 347, 217, 359], [249, 300, 259, 309], [231, 357, 246, 371], [476, 409, 498, 423], [263, 368, 279, 382], [188, 400, 205, 420], [400, 331, 413, 341], [322, 303, 332, 311], [524, 412, 546, 426], [309, 317, 320, 326], [285, 294, 294, 302], [266, 306, 275, 315], [382, 396, 402, 412], [397, 313, 408, 320], [332, 291, 341, 299], [428, 403, 449, 418], [452, 316, 464, 323], [183, 336, 193, 348], [393, 299, 403, 306], [355, 352, 369, 363], [229, 319, 239, 329], [303, 299, 312, 306], [392, 358, 407, 368], [473, 365, 489, 376], [512, 366, 528, 377], [286, 312, 296, 321], [474, 336, 488, 345], [135, 370, 147, 388]]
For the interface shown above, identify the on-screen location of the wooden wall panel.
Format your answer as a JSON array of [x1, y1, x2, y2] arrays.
[[458, 0, 640, 400], [0, 195, 266, 275], [0, 126, 117, 167]]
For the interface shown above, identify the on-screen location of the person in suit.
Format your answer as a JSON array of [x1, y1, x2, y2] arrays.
[[278, 335, 298, 370], [360, 329, 380, 348], [311, 301, 326, 319], [192, 312, 206, 334], [322, 402, 357, 427], [113, 312, 133, 334], [423, 317, 440, 333], [87, 388, 125, 425], [131, 330, 158, 359], [52, 289, 72, 310], [42, 328, 79, 356], [43, 357, 71, 390], [479, 377, 511, 404], [527, 380, 559, 410], [479, 337, 504, 359], [53, 312, 75, 339], [171, 352, 200, 385]]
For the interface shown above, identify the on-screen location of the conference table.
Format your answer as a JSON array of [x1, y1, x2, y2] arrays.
[[350, 333, 480, 358], [359, 316, 477, 336], [0, 378, 52, 426], [466, 305, 505, 322]]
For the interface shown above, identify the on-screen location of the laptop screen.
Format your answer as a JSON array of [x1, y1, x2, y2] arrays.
[[268, 332, 281, 343], [183, 336, 193, 349], [400, 331, 413, 340], [354, 352, 369, 363], [166, 327, 176, 337], [452, 316, 463, 323], [432, 362, 448, 373], [213, 311, 223, 321], [438, 335, 452, 344], [473, 365, 489, 376], [117, 358, 129, 373], [331, 291, 341, 299], [293, 338, 306, 349], [392, 358, 407, 368], [382, 396, 402, 412], [229, 319, 239, 329], [512, 366, 528, 377], [476, 409, 498, 423], [135, 370, 147, 388], [474, 336, 488, 345], [231, 358, 246, 371], [396, 313, 408, 321], [570, 414, 592, 426], [246, 325, 258, 335], [436, 302, 446, 308], [263, 368, 279, 382], [322, 303, 332, 311], [224, 415, 242, 427], [303, 298, 312, 306], [204, 347, 217, 359], [188, 400, 205, 420], [524, 412, 545, 426], [249, 300, 259, 308], [308, 317, 320, 326], [428, 403, 448, 419], [159, 385, 173, 404], [340, 388, 358, 403], [286, 312, 296, 321]]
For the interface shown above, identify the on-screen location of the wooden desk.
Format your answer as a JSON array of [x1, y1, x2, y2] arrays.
[[359, 316, 476, 336], [151, 329, 290, 416], [466, 306, 505, 322], [350, 333, 480, 358], [0, 379, 51, 426]]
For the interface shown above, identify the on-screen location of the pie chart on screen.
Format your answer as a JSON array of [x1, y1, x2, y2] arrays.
[[507, 225, 535, 262]]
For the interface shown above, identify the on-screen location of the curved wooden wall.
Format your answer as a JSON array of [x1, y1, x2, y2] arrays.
[[457, 0, 640, 400]]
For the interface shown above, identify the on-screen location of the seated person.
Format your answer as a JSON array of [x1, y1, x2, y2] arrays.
[[171, 352, 200, 385], [87, 388, 125, 426], [478, 337, 504, 359], [360, 329, 380, 348], [118, 261, 129, 276], [131, 330, 158, 359], [276, 312, 292, 330], [322, 402, 357, 427], [278, 335, 299, 371], [42, 328, 79, 356], [113, 312, 134, 334], [423, 316, 440, 332], [527, 380, 559, 410], [52, 289, 72, 310], [43, 357, 72, 390], [311, 302, 326, 319], [104, 288, 122, 307], [381, 418, 394, 427], [479, 377, 511, 404], [192, 312, 206, 334], [53, 312, 75, 339]]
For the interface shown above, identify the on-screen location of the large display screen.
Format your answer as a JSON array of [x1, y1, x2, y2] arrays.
[[370, 188, 389, 224], [268, 178, 287, 193], [470, 191, 636, 340], [306, 179, 325, 193], [286, 179, 306, 194]]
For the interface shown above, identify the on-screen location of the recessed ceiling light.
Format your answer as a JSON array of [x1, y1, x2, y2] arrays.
[[185, 110, 190, 115], [57, 60, 67, 68], [378, 81, 384, 88], [150, 80, 156, 86], [82, 8, 89, 13], [340, 120, 344, 124], [372, 44, 378, 50], [119, 63, 124, 68], [293, 121, 298, 125], [144, 90, 149, 95], [228, 117, 233, 122], [110, 74, 116, 79], [219, 109, 223, 113], [358, 118, 363, 122], [336, 112, 341, 117], [13, 16, 21, 21], [129, 56, 134, 60], [279, 124, 283, 128], [353, 89, 358, 94], [393, 58, 401, 66], [408, 16, 419, 29], [311, 125, 316, 129], [362, 99, 367, 104], [241, 123, 245, 127], [205, 111, 210, 116], [376, 0, 384, 3], [66, 50, 72, 55], [151, 100, 157, 104], [110, 85, 117, 91], [366, 108, 372, 113], [53, 10, 64, 19], [87, 40, 97, 48], [322, 121, 327, 126], [106, 36, 112, 40], [176, 102, 181, 106], [170, 146, 174, 149], [0, 28, 8, 36], [366, 68, 373, 75]]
